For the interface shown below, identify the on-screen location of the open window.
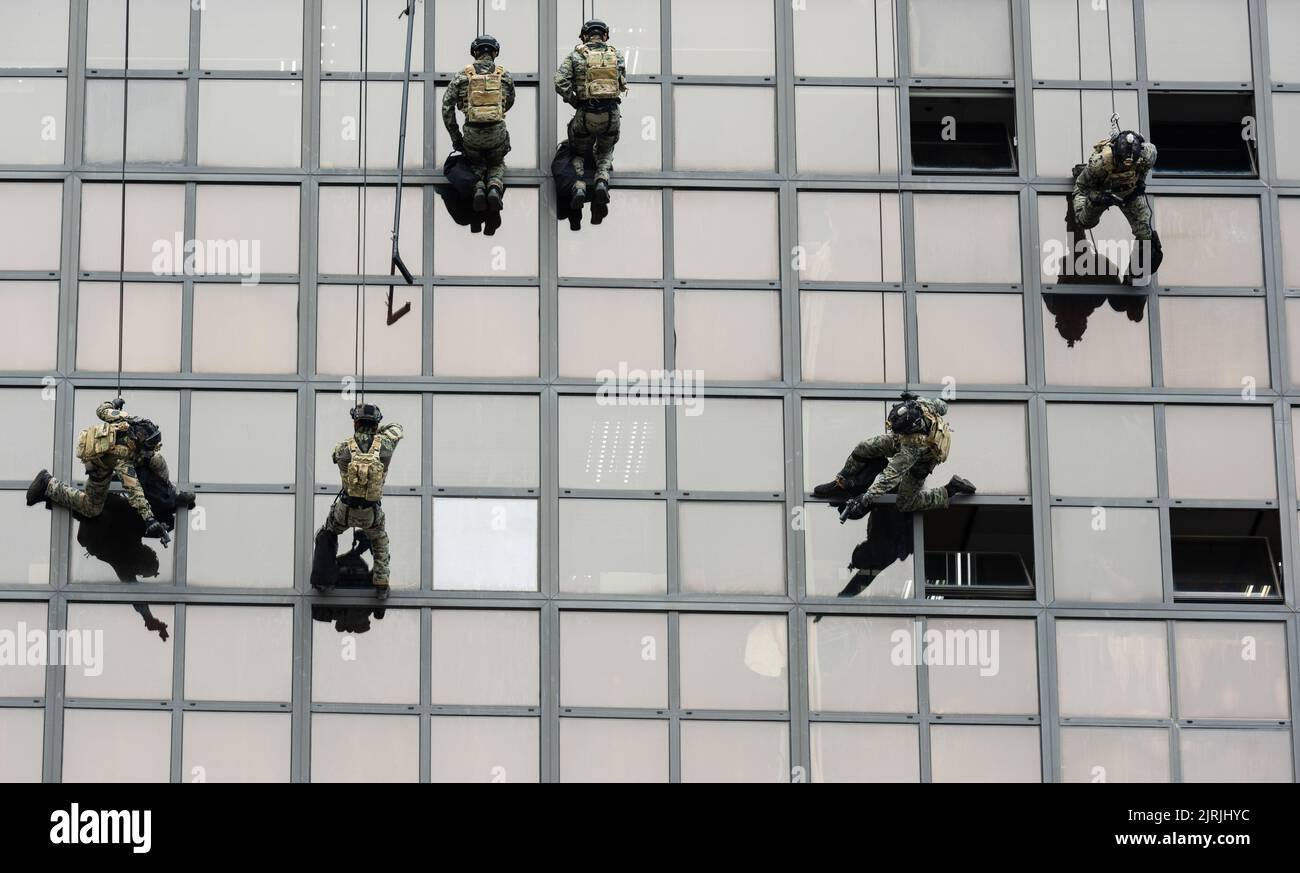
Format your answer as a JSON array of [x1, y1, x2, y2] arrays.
[[1149, 92, 1258, 177], [910, 89, 1017, 174], [924, 505, 1035, 599], [1170, 509, 1283, 602]]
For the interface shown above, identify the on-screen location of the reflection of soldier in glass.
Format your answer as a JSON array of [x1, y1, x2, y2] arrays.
[[442, 35, 515, 214], [555, 19, 627, 209]]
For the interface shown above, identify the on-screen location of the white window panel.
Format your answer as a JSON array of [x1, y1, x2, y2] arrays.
[[432, 498, 538, 591], [432, 286, 539, 378], [671, 0, 774, 76], [680, 614, 788, 711], [908, 0, 1013, 78], [87, 0, 190, 69], [0, 282, 58, 371], [434, 0, 538, 74], [190, 391, 297, 485], [796, 86, 900, 175], [195, 185, 300, 275], [311, 606, 420, 704], [673, 190, 779, 282], [811, 723, 920, 783], [560, 611, 668, 708], [927, 618, 1039, 716], [930, 725, 1041, 783], [1059, 727, 1170, 783], [560, 718, 669, 783], [793, 0, 895, 77], [930, 403, 1030, 495], [678, 501, 786, 595], [320, 81, 424, 170], [1282, 199, 1300, 287], [84, 80, 187, 164], [802, 399, 886, 486], [184, 606, 293, 702], [430, 717, 540, 783], [1166, 406, 1276, 501], [1275, 94, 1300, 181], [1179, 729, 1293, 783], [1144, 0, 1251, 82], [673, 86, 776, 172], [1032, 89, 1141, 177], [62, 709, 170, 783], [0, 78, 66, 164], [1056, 620, 1170, 718], [315, 391, 421, 487], [558, 287, 664, 379], [1154, 197, 1263, 288], [808, 616, 918, 714], [436, 85, 536, 170], [1028, 0, 1137, 80], [311, 713, 418, 783], [0, 602, 49, 697], [432, 394, 540, 488], [199, 0, 304, 71], [676, 398, 784, 492], [674, 290, 781, 381], [433, 188, 539, 277], [186, 494, 296, 589], [0, 492, 51, 585], [1051, 507, 1164, 603], [1174, 622, 1290, 721], [559, 499, 668, 595], [198, 80, 303, 168], [798, 192, 902, 283], [182, 712, 291, 783], [918, 293, 1026, 384], [321, 0, 425, 73], [192, 284, 298, 374], [318, 186, 423, 275], [914, 194, 1021, 284], [2, 388, 54, 482], [1040, 298, 1152, 388], [680, 721, 789, 783], [80, 183, 186, 273], [64, 603, 175, 700], [1269, 0, 1300, 82], [0, 710, 43, 783], [558, 397, 666, 491], [555, 0, 661, 75], [558, 188, 663, 280], [0, 0, 70, 67], [317, 285, 423, 377], [77, 284, 182, 374], [1160, 297, 1269, 389], [430, 610, 540, 706], [0, 182, 61, 271], [801, 292, 905, 384], [1047, 403, 1157, 498], [312, 494, 421, 591]]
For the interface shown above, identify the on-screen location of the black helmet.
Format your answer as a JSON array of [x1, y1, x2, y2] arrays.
[[581, 18, 610, 40], [350, 404, 383, 429], [1112, 130, 1145, 167], [886, 400, 927, 436], [470, 34, 500, 58], [129, 418, 163, 452]]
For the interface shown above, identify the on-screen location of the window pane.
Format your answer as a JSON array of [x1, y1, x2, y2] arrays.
[[559, 499, 668, 595], [1165, 406, 1276, 500], [1060, 726, 1170, 783], [671, 0, 774, 76], [78, 316, 179, 393], [70, 387, 178, 482], [318, 187, 423, 275], [1281, 199, 1300, 287], [793, 0, 894, 77], [676, 399, 784, 492], [674, 290, 781, 380], [321, 0, 425, 73], [0, 492, 51, 585], [1056, 620, 1170, 718], [560, 718, 669, 783], [320, 81, 423, 170], [193, 284, 298, 374], [195, 185, 300, 275], [811, 722, 920, 783], [680, 721, 789, 783], [931, 725, 1041, 782], [679, 501, 786, 595], [434, 0, 538, 75], [1041, 296, 1152, 388], [432, 286, 539, 378], [317, 285, 422, 377], [0, 78, 65, 164], [0, 602, 49, 697], [188, 494, 295, 588], [673, 190, 779, 282], [799, 192, 903, 283], [796, 87, 900, 174], [1174, 622, 1290, 720], [1155, 197, 1263, 287], [673, 86, 776, 172], [1144, 0, 1251, 82], [183, 712, 291, 783], [191, 391, 297, 484], [65, 603, 175, 700], [87, 0, 190, 69], [930, 403, 1030, 495], [1172, 508, 1282, 598], [0, 183, 61, 270], [315, 391, 421, 486], [556, 83, 662, 171], [808, 616, 918, 714], [558, 397, 666, 490], [311, 713, 418, 783], [555, 0, 661, 74], [559, 287, 664, 379], [1276, 94, 1300, 181], [3, 388, 54, 480], [432, 498, 538, 591], [62, 709, 170, 782], [802, 399, 885, 486], [80, 183, 185, 273], [927, 619, 1038, 715], [558, 189, 663, 279], [199, 0, 303, 71], [1160, 297, 1269, 389], [805, 498, 915, 598], [432, 394, 539, 488], [431, 610, 540, 706], [311, 606, 419, 704], [1033, 89, 1140, 177], [913, 194, 1021, 284], [0, 282, 58, 371], [84, 80, 186, 164], [1047, 404, 1157, 497], [1051, 507, 1163, 603], [1029, 0, 1136, 80], [680, 614, 788, 710], [1038, 193, 1147, 285], [430, 717, 539, 783], [560, 611, 668, 708], [184, 606, 293, 701], [198, 80, 303, 167], [909, 0, 1012, 78], [801, 292, 905, 384], [1179, 729, 1292, 783], [312, 494, 420, 590], [918, 293, 1025, 384], [0, 0, 69, 67], [433, 188, 539, 277], [1268, 0, 1300, 81], [0, 710, 43, 783]]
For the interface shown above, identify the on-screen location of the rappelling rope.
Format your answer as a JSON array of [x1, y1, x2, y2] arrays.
[[115, 0, 132, 398], [355, 0, 371, 405]]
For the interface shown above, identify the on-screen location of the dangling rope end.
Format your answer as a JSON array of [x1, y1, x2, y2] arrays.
[[1110, 112, 1121, 136]]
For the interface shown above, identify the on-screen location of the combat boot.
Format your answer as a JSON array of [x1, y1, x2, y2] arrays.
[[472, 182, 488, 213], [27, 470, 52, 506], [570, 181, 587, 211], [592, 179, 610, 205], [486, 184, 504, 213], [945, 476, 977, 498]]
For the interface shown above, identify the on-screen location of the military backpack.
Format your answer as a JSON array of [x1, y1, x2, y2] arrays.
[[465, 64, 507, 123], [344, 435, 387, 502], [75, 421, 131, 462], [576, 44, 621, 100]]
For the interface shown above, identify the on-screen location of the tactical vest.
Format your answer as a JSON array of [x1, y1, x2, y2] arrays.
[[921, 406, 952, 463], [343, 435, 387, 502], [1094, 139, 1143, 191], [577, 44, 621, 100], [75, 421, 131, 463], [465, 64, 507, 123]]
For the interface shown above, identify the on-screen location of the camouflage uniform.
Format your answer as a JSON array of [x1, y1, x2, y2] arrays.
[[555, 40, 627, 183], [45, 401, 167, 523], [1072, 140, 1158, 240], [840, 398, 951, 513], [442, 57, 516, 189], [322, 423, 404, 586]]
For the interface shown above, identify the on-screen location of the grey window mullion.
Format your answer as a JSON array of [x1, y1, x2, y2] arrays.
[[41, 594, 68, 783], [1153, 403, 1176, 603], [915, 615, 933, 782], [1040, 612, 1061, 782], [185, 0, 201, 167], [169, 601, 186, 782], [420, 605, 431, 783], [1165, 618, 1183, 782], [788, 605, 808, 783], [667, 608, 681, 783], [1272, 401, 1297, 609]]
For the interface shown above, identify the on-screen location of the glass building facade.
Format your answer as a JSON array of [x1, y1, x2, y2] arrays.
[[0, 0, 1298, 782]]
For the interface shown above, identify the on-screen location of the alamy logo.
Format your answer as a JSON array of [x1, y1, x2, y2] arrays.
[[49, 804, 151, 854], [595, 362, 706, 416], [0, 622, 103, 677], [890, 626, 1001, 677]]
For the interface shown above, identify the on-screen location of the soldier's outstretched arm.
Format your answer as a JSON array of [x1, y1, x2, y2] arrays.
[[554, 54, 576, 103], [96, 399, 130, 423], [115, 459, 155, 522], [380, 423, 405, 444], [1074, 152, 1106, 197], [921, 397, 949, 416]]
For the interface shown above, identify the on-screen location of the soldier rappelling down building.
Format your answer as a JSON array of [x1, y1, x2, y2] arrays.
[[316, 404, 404, 600], [442, 35, 515, 215], [555, 19, 627, 211], [27, 398, 179, 546], [1071, 130, 1163, 283]]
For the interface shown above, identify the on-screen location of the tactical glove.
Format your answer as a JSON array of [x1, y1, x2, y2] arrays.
[[900, 391, 919, 402], [110, 397, 126, 410], [839, 494, 871, 523], [143, 519, 171, 547]]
